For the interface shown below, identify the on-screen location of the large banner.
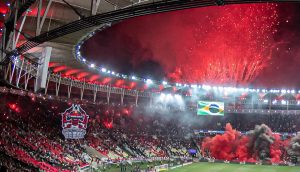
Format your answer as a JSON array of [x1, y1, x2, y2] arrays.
[[197, 101, 224, 116], [61, 104, 89, 139]]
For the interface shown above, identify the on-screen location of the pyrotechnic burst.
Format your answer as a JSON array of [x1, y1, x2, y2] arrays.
[[168, 4, 279, 85], [84, 3, 280, 85]]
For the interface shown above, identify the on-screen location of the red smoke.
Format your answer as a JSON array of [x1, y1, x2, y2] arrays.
[[201, 123, 241, 160], [269, 134, 282, 163], [103, 120, 113, 129], [201, 123, 286, 163], [236, 136, 256, 162]]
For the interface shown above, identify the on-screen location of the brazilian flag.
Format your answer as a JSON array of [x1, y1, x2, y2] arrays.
[[197, 101, 224, 116]]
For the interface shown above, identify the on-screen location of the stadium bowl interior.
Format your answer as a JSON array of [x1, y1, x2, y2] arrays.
[[1, 0, 300, 171]]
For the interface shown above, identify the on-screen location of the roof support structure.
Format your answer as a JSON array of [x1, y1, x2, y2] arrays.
[[4, 0, 36, 47], [15, 11, 29, 49], [36, 0, 53, 35], [93, 84, 98, 102], [62, 0, 85, 19], [107, 85, 111, 104], [121, 88, 125, 105], [55, 74, 61, 96], [67, 80, 73, 98], [91, 0, 101, 16]]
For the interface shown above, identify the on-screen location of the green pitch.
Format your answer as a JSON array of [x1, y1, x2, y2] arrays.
[[171, 162, 300, 172]]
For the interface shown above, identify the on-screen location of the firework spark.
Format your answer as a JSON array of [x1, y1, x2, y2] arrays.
[[168, 4, 279, 85], [83, 4, 280, 86]]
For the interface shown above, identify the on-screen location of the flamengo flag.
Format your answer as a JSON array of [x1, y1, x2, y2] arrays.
[[197, 101, 224, 116]]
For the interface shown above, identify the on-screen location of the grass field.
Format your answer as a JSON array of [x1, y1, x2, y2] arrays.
[[172, 162, 300, 172]]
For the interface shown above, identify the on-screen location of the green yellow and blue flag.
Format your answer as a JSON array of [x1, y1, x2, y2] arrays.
[[197, 101, 224, 116]]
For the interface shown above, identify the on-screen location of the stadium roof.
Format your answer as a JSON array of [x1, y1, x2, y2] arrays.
[[9, 0, 145, 79], [2, 0, 185, 90]]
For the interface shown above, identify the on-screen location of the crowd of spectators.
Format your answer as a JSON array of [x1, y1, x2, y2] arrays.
[[0, 91, 196, 171], [0, 88, 299, 171]]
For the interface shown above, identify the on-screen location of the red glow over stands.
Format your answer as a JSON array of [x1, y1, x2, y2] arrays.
[[102, 77, 111, 84], [47, 62, 160, 91], [129, 82, 136, 89], [103, 120, 113, 129], [53, 66, 68, 73], [8, 103, 20, 113], [64, 69, 81, 76], [0, 2, 9, 37], [77, 72, 90, 79], [89, 74, 101, 82], [0, 2, 9, 14], [115, 79, 125, 87]]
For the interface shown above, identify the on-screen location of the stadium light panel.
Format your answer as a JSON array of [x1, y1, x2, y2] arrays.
[[203, 85, 211, 90], [82, 58, 86, 62], [101, 68, 107, 72], [162, 81, 167, 85], [146, 79, 153, 84], [159, 93, 166, 101], [131, 76, 136, 80], [90, 64, 95, 68]]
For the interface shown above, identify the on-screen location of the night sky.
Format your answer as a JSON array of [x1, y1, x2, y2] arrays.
[[82, 3, 300, 88]]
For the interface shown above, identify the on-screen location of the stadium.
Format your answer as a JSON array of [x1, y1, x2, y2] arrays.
[[1, 0, 300, 172]]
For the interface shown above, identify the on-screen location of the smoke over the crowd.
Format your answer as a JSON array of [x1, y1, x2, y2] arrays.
[[201, 123, 285, 163], [288, 132, 300, 156], [247, 124, 275, 160]]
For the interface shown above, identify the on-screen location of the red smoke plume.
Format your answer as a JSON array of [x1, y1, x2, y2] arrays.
[[201, 123, 241, 161], [201, 123, 286, 163]]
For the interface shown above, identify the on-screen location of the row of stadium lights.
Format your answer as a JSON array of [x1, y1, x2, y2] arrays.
[[75, 31, 300, 94], [75, 39, 168, 86], [262, 99, 300, 105]]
